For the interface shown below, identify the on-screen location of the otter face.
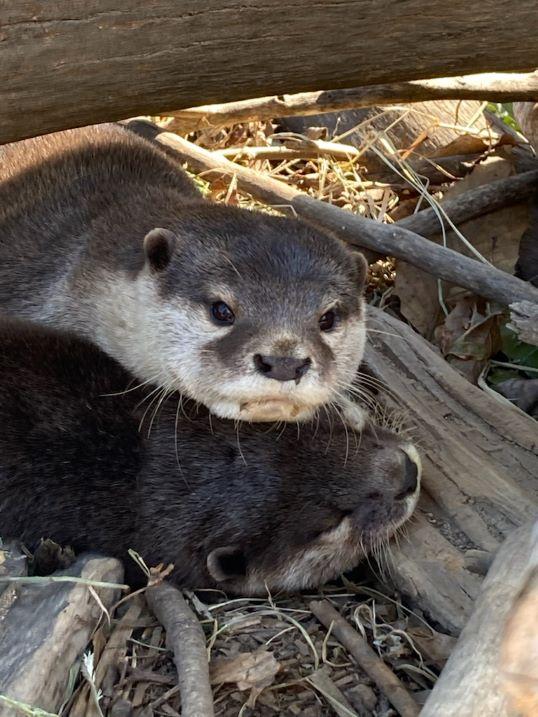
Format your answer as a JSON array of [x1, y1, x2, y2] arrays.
[[186, 421, 421, 595], [138, 208, 367, 422]]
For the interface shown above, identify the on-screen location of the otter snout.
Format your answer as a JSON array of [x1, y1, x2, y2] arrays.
[[394, 451, 420, 501], [253, 354, 312, 382]]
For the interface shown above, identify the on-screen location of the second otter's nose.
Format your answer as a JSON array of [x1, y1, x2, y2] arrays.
[[254, 354, 312, 382], [394, 452, 419, 501]]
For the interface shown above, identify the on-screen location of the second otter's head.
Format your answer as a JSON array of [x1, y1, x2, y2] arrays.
[[137, 205, 367, 422]]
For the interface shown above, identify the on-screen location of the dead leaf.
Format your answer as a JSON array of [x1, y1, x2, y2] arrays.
[[407, 627, 457, 669], [210, 648, 280, 691], [435, 298, 503, 382]]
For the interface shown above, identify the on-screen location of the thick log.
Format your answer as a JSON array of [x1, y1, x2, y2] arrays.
[[138, 125, 538, 307], [363, 307, 538, 634], [421, 521, 538, 717], [3, 3, 538, 145], [169, 73, 538, 132], [0, 553, 124, 716]]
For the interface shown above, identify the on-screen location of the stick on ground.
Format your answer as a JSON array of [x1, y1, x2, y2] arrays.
[[129, 122, 538, 308], [146, 582, 214, 717], [398, 169, 538, 238], [309, 600, 421, 717]]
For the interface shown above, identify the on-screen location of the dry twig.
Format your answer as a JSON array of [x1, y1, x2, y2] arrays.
[[310, 600, 421, 717], [146, 582, 214, 717]]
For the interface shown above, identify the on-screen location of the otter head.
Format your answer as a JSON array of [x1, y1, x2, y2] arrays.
[[193, 416, 421, 594], [137, 205, 367, 422]]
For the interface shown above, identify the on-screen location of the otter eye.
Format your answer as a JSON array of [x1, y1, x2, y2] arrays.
[[319, 310, 337, 332], [211, 301, 235, 326]]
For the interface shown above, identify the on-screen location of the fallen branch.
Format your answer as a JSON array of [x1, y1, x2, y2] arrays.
[[168, 72, 538, 132], [309, 600, 421, 717], [146, 582, 214, 717], [0, 555, 124, 717], [422, 520, 538, 717], [132, 123, 538, 307], [69, 598, 144, 717], [219, 139, 361, 162], [399, 169, 538, 238]]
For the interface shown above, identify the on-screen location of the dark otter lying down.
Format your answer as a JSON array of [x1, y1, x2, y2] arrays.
[[0, 320, 420, 593]]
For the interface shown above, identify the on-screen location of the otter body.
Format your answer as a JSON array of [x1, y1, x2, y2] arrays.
[[0, 320, 419, 592], [0, 124, 367, 423]]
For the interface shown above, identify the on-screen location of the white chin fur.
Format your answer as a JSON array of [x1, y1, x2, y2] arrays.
[[206, 398, 317, 422]]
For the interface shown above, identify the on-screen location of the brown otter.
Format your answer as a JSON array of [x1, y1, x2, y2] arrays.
[[0, 124, 367, 424], [0, 319, 420, 592]]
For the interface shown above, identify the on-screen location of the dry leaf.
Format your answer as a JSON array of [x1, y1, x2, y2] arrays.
[[435, 298, 503, 383], [210, 648, 280, 691]]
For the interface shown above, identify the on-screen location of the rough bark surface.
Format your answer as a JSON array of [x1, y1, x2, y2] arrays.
[[169, 73, 538, 132], [0, 554, 124, 716], [2, 2, 538, 144], [421, 521, 538, 717], [365, 308, 538, 633]]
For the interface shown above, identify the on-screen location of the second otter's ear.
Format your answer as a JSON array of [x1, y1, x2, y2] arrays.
[[143, 228, 177, 272], [353, 251, 368, 289], [207, 546, 247, 582]]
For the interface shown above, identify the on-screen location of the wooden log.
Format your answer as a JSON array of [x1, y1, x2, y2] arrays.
[[146, 582, 214, 717], [398, 169, 538, 238], [3, 2, 538, 145], [363, 307, 538, 634], [500, 555, 538, 716], [0, 553, 124, 716], [421, 521, 538, 717], [138, 124, 538, 307], [169, 73, 538, 132]]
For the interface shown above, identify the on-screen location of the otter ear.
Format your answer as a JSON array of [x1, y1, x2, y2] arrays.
[[353, 251, 368, 289], [207, 546, 247, 582], [143, 228, 177, 272]]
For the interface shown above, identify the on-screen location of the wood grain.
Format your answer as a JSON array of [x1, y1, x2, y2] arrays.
[[2, 2, 538, 144]]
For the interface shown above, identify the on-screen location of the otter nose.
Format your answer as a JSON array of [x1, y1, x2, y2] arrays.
[[254, 354, 312, 382], [394, 451, 419, 501]]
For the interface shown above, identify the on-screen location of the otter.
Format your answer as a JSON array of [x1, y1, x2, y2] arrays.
[[0, 124, 367, 425], [0, 319, 420, 592]]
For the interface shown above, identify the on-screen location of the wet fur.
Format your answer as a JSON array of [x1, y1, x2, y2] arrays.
[[0, 319, 419, 592]]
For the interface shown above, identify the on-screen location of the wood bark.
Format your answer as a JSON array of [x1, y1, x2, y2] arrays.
[[169, 73, 538, 132], [398, 170, 538, 238], [363, 307, 538, 634], [421, 521, 538, 717], [138, 124, 538, 307], [0, 553, 124, 716], [147, 582, 214, 717], [509, 301, 538, 346], [3, 2, 538, 145]]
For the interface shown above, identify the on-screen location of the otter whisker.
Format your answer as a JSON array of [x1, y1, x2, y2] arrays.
[[234, 419, 247, 466]]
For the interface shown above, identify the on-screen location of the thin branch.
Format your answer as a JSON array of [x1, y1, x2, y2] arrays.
[[146, 582, 214, 717], [310, 600, 421, 717], [168, 72, 538, 132]]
